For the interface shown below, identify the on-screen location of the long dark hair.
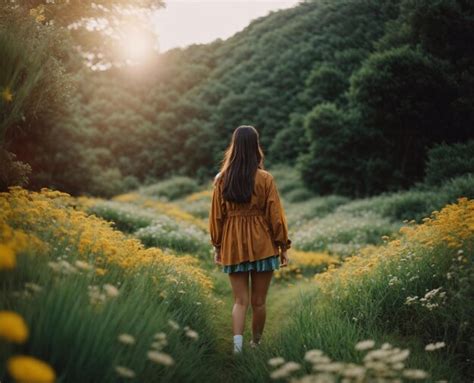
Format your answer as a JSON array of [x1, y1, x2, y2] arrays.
[[214, 125, 265, 203]]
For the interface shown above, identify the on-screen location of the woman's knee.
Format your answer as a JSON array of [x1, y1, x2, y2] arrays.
[[251, 296, 266, 309], [234, 295, 250, 307]]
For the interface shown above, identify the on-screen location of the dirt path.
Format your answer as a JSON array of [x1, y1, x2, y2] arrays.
[[206, 270, 315, 381]]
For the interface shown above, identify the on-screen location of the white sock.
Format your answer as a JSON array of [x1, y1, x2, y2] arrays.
[[233, 334, 243, 353]]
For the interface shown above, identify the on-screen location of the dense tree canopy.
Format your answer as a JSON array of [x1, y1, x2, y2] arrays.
[[1, 0, 473, 196]]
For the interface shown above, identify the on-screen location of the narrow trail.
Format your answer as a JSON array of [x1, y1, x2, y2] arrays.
[[207, 268, 315, 382]]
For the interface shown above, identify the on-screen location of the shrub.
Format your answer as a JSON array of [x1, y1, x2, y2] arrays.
[[140, 176, 199, 201], [424, 140, 474, 186]]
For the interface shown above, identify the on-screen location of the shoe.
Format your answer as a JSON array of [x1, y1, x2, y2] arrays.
[[249, 339, 261, 349]]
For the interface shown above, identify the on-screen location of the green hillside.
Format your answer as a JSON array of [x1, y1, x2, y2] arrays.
[[2, 0, 472, 197]]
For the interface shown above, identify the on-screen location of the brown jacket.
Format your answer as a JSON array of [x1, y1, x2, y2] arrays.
[[209, 168, 292, 266]]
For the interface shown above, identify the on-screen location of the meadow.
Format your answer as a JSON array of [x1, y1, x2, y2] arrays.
[[1, 167, 473, 382]]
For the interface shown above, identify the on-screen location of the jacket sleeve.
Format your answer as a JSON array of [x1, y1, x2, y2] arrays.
[[264, 174, 292, 251], [209, 176, 227, 249]]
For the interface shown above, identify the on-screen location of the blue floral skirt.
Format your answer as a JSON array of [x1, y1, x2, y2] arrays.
[[222, 254, 280, 273]]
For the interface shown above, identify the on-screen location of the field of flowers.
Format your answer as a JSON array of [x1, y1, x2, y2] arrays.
[[1, 174, 473, 382]]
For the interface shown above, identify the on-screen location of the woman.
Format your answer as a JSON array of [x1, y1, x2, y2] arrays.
[[209, 125, 292, 354]]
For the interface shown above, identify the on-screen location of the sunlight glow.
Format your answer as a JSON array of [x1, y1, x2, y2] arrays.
[[118, 25, 157, 64]]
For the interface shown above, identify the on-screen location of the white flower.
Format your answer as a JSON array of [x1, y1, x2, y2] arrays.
[[103, 283, 120, 298], [168, 319, 180, 330], [147, 351, 175, 366], [342, 364, 366, 378], [355, 339, 375, 351], [115, 365, 136, 378], [75, 260, 93, 271], [304, 349, 324, 363], [268, 357, 285, 367], [24, 282, 43, 293], [118, 333, 136, 345], [425, 341, 445, 351], [185, 329, 199, 340], [153, 332, 167, 341], [402, 369, 429, 380]]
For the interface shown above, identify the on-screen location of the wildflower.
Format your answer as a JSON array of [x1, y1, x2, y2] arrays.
[[0, 244, 16, 269], [147, 351, 175, 366], [25, 282, 43, 293], [342, 364, 366, 378], [386, 349, 410, 363], [0, 311, 29, 343], [304, 349, 324, 363], [118, 333, 136, 345], [154, 332, 167, 341], [268, 356, 285, 367], [402, 369, 429, 379], [185, 329, 199, 340], [103, 283, 120, 298], [270, 361, 300, 379], [7, 355, 56, 383], [168, 319, 180, 330], [355, 339, 375, 351], [115, 365, 136, 378], [313, 362, 344, 373], [1, 86, 13, 102], [75, 260, 93, 271], [425, 341, 445, 351]]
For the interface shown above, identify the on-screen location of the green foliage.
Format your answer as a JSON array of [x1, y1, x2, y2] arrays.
[[0, 249, 220, 383], [0, 149, 31, 191], [424, 140, 474, 186], [140, 176, 200, 201]]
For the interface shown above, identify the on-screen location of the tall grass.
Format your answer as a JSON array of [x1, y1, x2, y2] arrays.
[[232, 198, 474, 382]]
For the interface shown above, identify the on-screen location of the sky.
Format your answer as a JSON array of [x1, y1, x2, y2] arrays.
[[152, 0, 301, 53]]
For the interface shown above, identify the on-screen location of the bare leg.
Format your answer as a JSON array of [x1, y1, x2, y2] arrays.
[[250, 270, 274, 343], [228, 271, 250, 335]]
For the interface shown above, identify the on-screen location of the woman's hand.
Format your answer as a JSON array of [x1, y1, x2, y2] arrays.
[[213, 247, 222, 265], [280, 249, 289, 267]]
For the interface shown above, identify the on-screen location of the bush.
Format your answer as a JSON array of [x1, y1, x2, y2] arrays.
[[140, 176, 199, 201], [284, 188, 314, 203], [287, 195, 350, 225], [424, 140, 474, 186]]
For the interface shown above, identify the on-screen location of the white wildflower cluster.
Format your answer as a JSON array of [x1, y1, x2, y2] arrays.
[[134, 214, 209, 252], [88, 283, 120, 305], [292, 211, 397, 257], [48, 260, 78, 274], [404, 287, 446, 311], [268, 340, 431, 382], [425, 341, 446, 351], [118, 333, 136, 345], [11, 282, 44, 299], [388, 275, 400, 286]]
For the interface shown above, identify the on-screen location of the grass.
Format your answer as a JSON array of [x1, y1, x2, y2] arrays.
[[1, 179, 473, 382]]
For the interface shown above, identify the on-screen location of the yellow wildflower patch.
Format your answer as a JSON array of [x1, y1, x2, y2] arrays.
[[0, 187, 213, 292], [314, 198, 474, 294]]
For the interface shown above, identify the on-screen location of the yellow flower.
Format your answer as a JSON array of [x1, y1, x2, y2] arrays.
[[0, 311, 29, 343], [0, 244, 16, 269], [1, 87, 13, 102], [7, 355, 56, 383]]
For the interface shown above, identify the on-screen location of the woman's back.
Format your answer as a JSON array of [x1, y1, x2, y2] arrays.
[[209, 168, 292, 266]]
